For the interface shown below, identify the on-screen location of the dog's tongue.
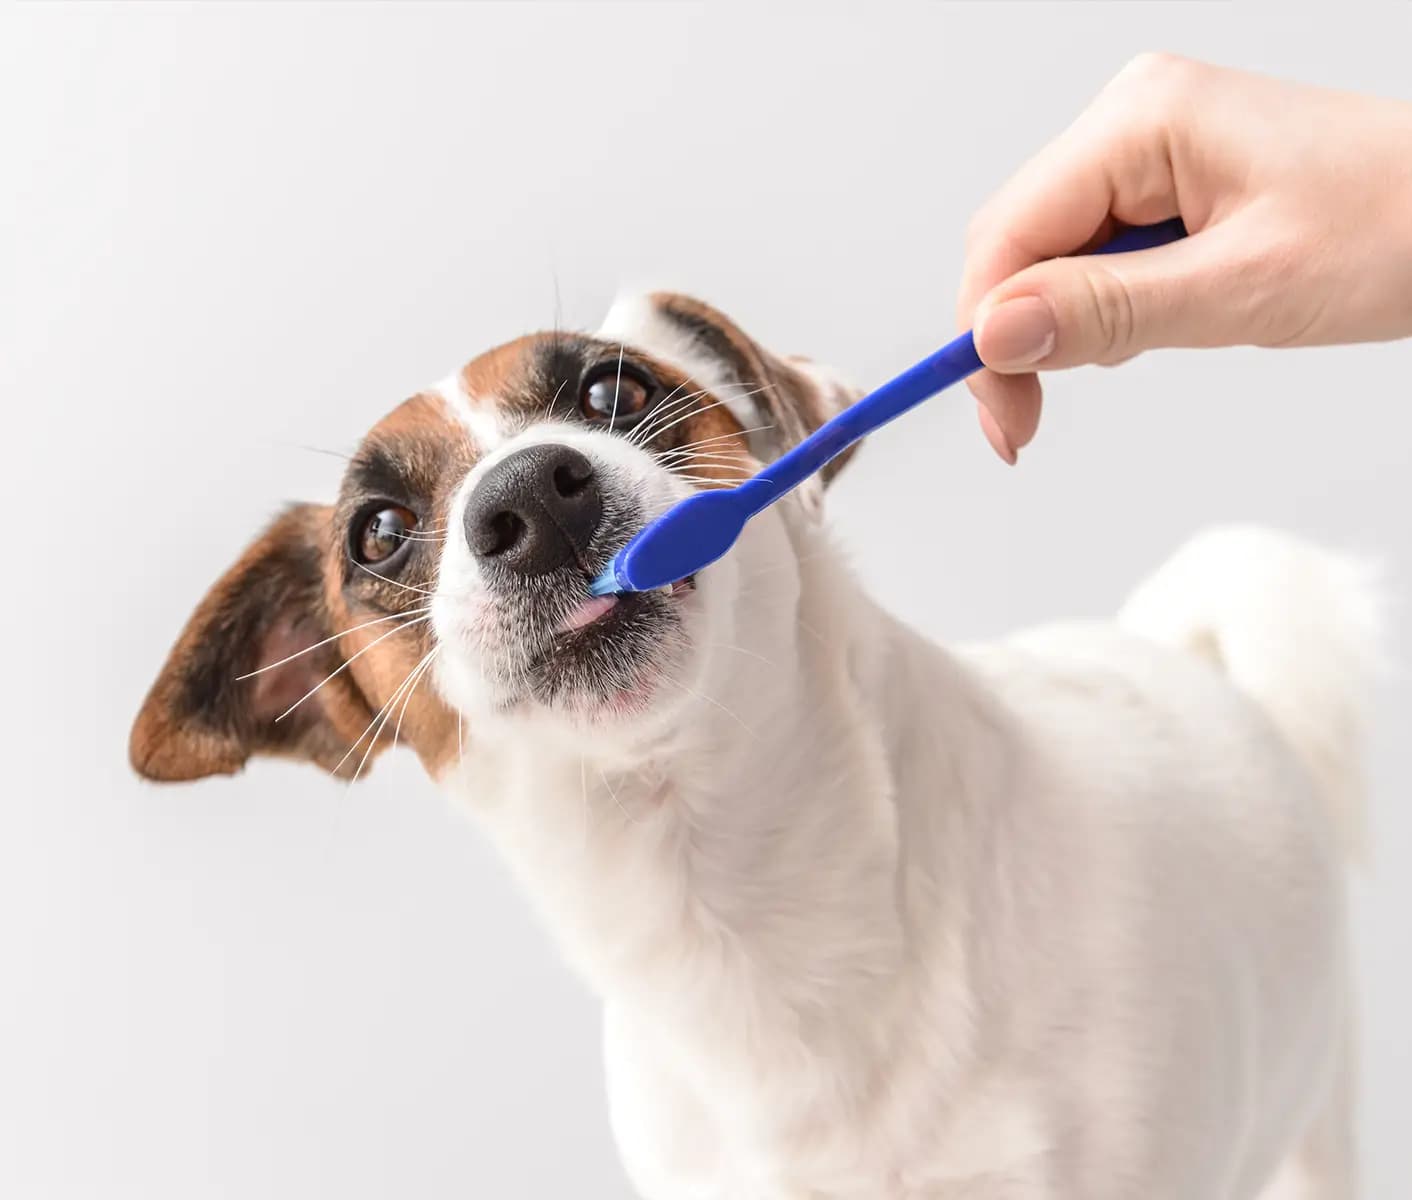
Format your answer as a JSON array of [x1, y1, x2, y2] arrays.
[[557, 595, 617, 634]]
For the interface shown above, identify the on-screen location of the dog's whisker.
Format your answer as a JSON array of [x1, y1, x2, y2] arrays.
[[353, 560, 448, 597], [597, 765, 638, 825], [329, 647, 429, 779], [342, 645, 440, 784], [659, 674, 759, 742], [281, 441, 355, 462], [390, 648, 440, 757], [641, 376, 775, 439], [666, 460, 755, 476], [644, 391, 768, 447], [659, 426, 772, 456], [707, 641, 777, 668], [661, 434, 763, 454], [666, 468, 745, 482], [712, 377, 778, 394], [672, 377, 776, 395], [629, 387, 711, 447], [672, 472, 754, 485], [635, 377, 691, 433], [661, 458, 749, 474], [274, 614, 432, 723], [541, 376, 569, 420], [238, 606, 431, 679], [669, 423, 775, 448], [662, 452, 754, 466], [626, 390, 697, 447], [670, 470, 754, 482], [630, 378, 769, 445], [610, 344, 625, 427], [386, 519, 446, 536], [630, 389, 724, 447]]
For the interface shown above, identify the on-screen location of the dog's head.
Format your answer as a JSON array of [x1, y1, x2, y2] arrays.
[[130, 294, 860, 783]]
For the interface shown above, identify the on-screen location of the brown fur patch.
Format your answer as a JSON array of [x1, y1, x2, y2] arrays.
[[459, 336, 540, 410], [130, 505, 377, 782], [322, 390, 478, 778], [328, 585, 460, 781], [662, 390, 755, 488]]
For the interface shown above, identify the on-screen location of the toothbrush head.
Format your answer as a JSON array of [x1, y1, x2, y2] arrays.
[[589, 488, 751, 595]]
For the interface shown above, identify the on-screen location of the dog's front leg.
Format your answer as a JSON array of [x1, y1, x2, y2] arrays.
[[603, 1005, 729, 1200]]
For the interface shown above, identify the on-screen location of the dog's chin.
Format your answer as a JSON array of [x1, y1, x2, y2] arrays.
[[486, 578, 699, 724]]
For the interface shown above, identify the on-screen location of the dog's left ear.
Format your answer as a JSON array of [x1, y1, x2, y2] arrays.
[[130, 504, 377, 783], [602, 293, 864, 507]]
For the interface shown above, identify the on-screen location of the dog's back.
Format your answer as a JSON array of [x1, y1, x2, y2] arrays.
[[1120, 525, 1378, 860], [1118, 526, 1374, 1198], [934, 525, 1375, 1199]]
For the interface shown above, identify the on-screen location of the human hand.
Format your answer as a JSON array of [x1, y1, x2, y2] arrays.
[[957, 54, 1412, 462]]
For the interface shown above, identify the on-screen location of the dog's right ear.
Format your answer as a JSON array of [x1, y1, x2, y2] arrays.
[[130, 504, 376, 783]]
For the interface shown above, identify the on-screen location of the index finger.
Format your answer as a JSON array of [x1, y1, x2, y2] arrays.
[[957, 80, 1182, 326], [955, 61, 1187, 451]]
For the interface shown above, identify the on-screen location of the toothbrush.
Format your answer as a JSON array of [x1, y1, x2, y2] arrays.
[[589, 218, 1187, 597]]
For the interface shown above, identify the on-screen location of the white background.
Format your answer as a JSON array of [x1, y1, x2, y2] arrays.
[[3, 4, 1409, 1197]]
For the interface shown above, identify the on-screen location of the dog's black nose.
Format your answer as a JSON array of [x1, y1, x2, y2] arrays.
[[464, 444, 603, 576]]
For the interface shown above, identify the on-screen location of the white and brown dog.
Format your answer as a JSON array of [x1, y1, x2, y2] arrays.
[[132, 294, 1374, 1199]]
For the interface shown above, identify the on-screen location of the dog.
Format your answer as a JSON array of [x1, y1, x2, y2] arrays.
[[131, 293, 1374, 1199]]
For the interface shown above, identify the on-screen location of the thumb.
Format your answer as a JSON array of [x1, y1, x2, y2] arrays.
[[973, 225, 1256, 372]]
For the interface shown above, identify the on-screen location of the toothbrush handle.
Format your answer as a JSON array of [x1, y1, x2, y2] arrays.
[[734, 217, 1187, 515]]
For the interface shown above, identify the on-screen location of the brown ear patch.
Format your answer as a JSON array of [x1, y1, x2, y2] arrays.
[[646, 293, 862, 484], [130, 504, 376, 782]]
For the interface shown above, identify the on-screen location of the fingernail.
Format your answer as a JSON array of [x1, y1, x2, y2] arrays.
[[977, 402, 1019, 465], [979, 297, 1057, 369]]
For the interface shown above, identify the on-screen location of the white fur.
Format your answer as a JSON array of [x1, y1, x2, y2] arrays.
[[425, 317, 1373, 1198], [1118, 526, 1379, 861], [434, 370, 505, 453]]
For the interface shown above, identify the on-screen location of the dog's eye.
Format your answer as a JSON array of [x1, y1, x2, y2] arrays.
[[581, 367, 653, 426], [354, 505, 419, 565]]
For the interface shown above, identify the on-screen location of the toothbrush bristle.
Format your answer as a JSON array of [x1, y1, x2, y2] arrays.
[[588, 565, 621, 596]]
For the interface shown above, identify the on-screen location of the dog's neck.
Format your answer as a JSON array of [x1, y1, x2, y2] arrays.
[[443, 523, 984, 1097]]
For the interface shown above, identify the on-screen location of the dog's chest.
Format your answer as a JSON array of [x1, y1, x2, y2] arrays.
[[602, 1007, 1061, 1200]]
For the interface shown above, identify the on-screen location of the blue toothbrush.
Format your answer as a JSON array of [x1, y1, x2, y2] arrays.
[[589, 218, 1187, 596]]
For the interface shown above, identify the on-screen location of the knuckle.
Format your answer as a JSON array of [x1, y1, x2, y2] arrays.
[[1079, 267, 1139, 363], [1111, 52, 1201, 112], [1121, 51, 1193, 86]]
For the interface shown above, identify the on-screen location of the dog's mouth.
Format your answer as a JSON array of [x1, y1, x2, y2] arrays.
[[461, 481, 702, 716], [553, 577, 696, 637], [494, 570, 697, 715]]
